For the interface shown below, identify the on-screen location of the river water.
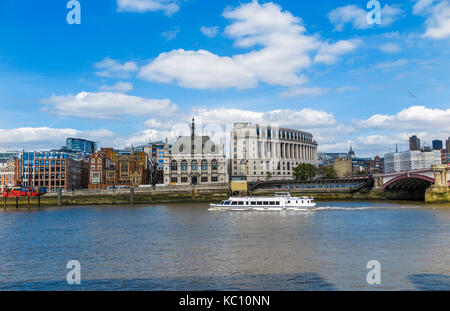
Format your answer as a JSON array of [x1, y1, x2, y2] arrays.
[[0, 201, 449, 291]]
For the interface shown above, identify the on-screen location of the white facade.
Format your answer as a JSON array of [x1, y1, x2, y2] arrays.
[[231, 123, 318, 182], [163, 135, 228, 186], [0, 159, 15, 191], [384, 150, 442, 174]]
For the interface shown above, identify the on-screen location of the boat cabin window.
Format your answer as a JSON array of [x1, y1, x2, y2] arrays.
[[276, 202, 280, 205], [231, 201, 238, 205], [257, 201, 263, 205], [263, 201, 269, 205], [223, 201, 231, 205], [238, 201, 244, 205], [251, 202, 257, 205]]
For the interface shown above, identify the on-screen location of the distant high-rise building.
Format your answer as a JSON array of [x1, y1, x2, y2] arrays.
[[409, 135, 420, 151], [66, 138, 97, 155], [447, 137, 450, 152], [384, 150, 441, 174], [432, 140, 443, 150]]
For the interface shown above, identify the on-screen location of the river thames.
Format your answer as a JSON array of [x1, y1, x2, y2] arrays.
[[0, 201, 449, 290]]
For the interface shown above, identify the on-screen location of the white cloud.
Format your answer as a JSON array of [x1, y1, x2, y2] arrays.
[[374, 58, 411, 71], [413, 0, 450, 39], [413, 0, 438, 14], [116, 0, 179, 16], [94, 57, 138, 79], [280, 86, 327, 98], [140, 49, 258, 89], [200, 26, 220, 38], [0, 127, 115, 152], [162, 28, 180, 41], [328, 4, 402, 31], [41, 91, 177, 119], [314, 40, 361, 64], [139, 1, 358, 90], [355, 105, 450, 131], [191, 107, 336, 129], [336, 86, 358, 93], [98, 81, 133, 92], [379, 43, 402, 53]]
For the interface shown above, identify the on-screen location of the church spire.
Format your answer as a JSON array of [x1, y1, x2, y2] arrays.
[[191, 118, 195, 138]]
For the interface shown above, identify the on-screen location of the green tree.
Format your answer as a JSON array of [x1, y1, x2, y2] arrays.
[[266, 172, 272, 181], [322, 167, 337, 179], [293, 163, 317, 180]]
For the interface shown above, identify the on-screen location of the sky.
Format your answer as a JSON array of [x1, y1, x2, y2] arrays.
[[0, 0, 449, 157]]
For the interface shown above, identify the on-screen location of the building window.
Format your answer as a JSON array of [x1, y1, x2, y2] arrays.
[[201, 176, 208, 183], [211, 160, 218, 171], [91, 158, 95, 163], [201, 160, 208, 171], [191, 160, 198, 171], [211, 176, 218, 182], [181, 177, 188, 183], [171, 177, 178, 183], [170, 160, 177, 171], [91, 173, 101, 184], [181, 160, 187, 171]]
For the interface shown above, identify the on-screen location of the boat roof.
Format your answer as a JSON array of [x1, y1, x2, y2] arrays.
[[226, 196, 313, 200]]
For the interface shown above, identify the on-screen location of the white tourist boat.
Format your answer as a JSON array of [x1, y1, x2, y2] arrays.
[[209, 192, 316, 211]]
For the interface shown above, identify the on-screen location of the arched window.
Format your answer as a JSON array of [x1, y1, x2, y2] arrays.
[[170, 160, 177, 171], [181, 160, 187, 171], [191, 160, 198, 171], [211, 159, 218, 171], [201, 160, 208, 171]]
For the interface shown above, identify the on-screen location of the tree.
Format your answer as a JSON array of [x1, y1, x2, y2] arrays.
[[293, 163, 317, 180], [266, 172, 272, 181], [322, 167, 337, 179]]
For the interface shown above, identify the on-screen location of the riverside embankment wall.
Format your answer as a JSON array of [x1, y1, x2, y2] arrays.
[[2, 185, 374, 208], [3, 185, 447, 209]]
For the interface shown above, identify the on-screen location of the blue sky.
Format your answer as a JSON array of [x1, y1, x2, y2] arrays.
[[0, 0, 449, 157]]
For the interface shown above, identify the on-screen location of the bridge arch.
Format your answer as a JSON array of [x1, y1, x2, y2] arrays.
[[383, 174, 434, 190], [383, 174, 434, 201]]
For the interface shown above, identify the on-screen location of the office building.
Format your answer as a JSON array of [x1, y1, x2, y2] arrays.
[[432, 140, 443, 150], [16, 151, 83, 192], [0, 158, 16, 191], [409, 135, 420, 151], [66, 138, 97, 155], [384, 150, 441, 174], [230, 123, 317, 182]]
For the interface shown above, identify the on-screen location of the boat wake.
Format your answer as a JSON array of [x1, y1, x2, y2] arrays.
[[312, 205, 420, 211]]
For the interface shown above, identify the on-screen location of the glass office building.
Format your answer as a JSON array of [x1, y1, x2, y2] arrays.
[[66, 138, 97, 155]]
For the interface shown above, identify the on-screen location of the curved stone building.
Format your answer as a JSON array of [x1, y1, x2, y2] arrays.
[[231, 123, 317, 181]]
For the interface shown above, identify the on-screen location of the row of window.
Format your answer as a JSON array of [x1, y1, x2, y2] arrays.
[[221, 201, 281, 206], [91, 158, 102, 164], [171, 160, 219, 171], [34, 160, 66, 166], [32, 174, 66, 179], [170, 176, 219, 183]]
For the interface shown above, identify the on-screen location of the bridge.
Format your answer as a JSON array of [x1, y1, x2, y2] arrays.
[[243, 165, 449, 203], [373, 164, 450, 202], [248, 176, 373, 193]]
